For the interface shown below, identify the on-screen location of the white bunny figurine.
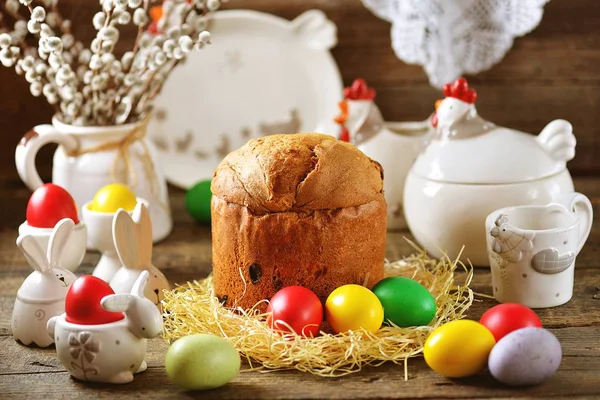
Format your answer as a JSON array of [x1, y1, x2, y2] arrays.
[[47, 270, 163, 384], [11, 218, 77, 347], [109, 202, 170, 306]]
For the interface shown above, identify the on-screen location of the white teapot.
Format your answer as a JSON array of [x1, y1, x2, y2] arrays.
[[403, 78, 577, 266], [335, 79, 432, 230]]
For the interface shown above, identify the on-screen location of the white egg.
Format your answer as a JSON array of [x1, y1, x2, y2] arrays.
[[488, 327, 562, 386]]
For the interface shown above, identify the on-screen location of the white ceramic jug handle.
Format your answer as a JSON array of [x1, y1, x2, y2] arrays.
[[14, 124, 78, 191], [553, 192, 594, 254]]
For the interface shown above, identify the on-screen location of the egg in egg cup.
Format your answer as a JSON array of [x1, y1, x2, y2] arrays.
[[82, 198, 148, 283], [18, 220, 87, 273]]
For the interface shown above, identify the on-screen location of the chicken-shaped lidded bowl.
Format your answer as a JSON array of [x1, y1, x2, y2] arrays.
[[404, 78, 576, 266]]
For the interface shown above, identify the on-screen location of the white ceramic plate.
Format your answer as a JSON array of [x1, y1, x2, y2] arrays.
[[147, 9, 343, 189]]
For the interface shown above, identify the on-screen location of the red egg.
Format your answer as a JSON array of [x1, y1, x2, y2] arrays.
[[26, 183, 79, 228], [65, 276, 125, 325], [479, 303, 542, 342], [266, 286, 323, 337]]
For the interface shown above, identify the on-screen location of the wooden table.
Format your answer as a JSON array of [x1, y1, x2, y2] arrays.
[[1, 177, 599, 399]]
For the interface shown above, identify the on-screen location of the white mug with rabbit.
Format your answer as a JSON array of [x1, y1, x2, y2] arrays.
[[109, 202, 170, 305], [47, 270, 163, 384], [12, 218, 77, 347]]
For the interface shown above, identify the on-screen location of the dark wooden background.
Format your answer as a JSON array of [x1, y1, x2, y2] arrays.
[[0, 0, 599, 181]]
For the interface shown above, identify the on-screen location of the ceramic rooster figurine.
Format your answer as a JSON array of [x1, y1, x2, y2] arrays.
[[432, 78, 576, 163], [334, 79, 380, 144], [490, 214, 535, 263], [333, 79, 432, 230]]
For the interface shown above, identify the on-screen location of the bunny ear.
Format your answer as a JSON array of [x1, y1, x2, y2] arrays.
[[131, 270, 150, 297], [17, 235, 50, 273], [101, 293, 135, 313], [47, 218, 75, 267], [133, 203, 153, 268], [113, 208, 140, 270]]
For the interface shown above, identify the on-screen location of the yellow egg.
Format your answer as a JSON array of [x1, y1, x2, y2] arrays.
[[424, 320, 496, 378], [90, 183, 137, 212], [325, 284, 384, 333]]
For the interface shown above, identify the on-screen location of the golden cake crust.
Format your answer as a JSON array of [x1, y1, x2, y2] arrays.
[[211, 133, 384, 214]]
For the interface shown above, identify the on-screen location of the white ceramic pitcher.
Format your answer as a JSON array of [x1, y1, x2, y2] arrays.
[[15, 116, 172, 246]]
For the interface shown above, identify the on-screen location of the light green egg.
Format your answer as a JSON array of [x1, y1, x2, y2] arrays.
[[165, 334, 241, 391]]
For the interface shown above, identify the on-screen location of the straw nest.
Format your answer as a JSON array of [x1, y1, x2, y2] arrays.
[[161, 243, 474, 378]]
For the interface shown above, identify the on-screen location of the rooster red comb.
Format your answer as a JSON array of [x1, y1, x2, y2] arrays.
[[442, 77, 477, 104], [343, 79, 376, 101]]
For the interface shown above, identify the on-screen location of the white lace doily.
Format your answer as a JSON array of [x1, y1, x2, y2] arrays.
[[362, 0, 550, 88]]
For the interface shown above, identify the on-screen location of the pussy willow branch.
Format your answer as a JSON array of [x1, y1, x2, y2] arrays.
[[0, 5, 7, 31], [49, 1, 84, 61], [124, 1, 195, 122], [130, 0, 149, 56], [0, 2, 61, 113], [90, 8, 112, 122], [130, 1, 212, 116], [0, 0, 25, 21], [124, 60, 163, 123], [112, 0, 150, 123]]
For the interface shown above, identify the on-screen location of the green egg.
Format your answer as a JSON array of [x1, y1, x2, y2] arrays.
[[185, 179, 212, 223], [372, 277, 436, 327], [165, 334, 241, 391]]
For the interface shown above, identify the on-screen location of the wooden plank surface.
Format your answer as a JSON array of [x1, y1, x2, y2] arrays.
[[1, 176, 600, 399], [1, 0, 600, 179]]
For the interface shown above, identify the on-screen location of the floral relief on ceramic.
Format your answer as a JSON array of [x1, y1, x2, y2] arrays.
[[68, 332, 101, 380]]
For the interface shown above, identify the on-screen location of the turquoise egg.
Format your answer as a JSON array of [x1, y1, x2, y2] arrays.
[[185, 179, 212, 223], [372, 277, 436, 327]]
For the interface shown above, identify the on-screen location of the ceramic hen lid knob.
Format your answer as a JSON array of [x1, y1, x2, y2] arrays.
[[412, 77, 577, 184]]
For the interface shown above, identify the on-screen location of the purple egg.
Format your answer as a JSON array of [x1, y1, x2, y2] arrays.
[[488, 327, 562, 386]]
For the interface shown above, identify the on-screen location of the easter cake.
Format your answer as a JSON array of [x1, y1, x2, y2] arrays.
[[211, 133, 387, 310]]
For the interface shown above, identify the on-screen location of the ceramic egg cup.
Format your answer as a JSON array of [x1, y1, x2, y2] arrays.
[[47, 271, 163, 384], [12, 219, 78, 347], [82, 198, 148, 283], [18, 220, 87, 273]]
